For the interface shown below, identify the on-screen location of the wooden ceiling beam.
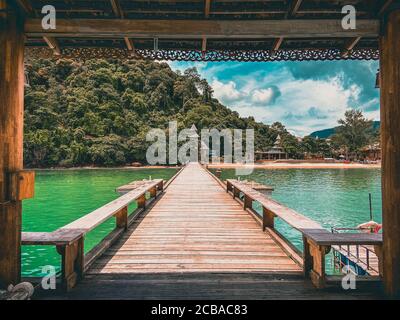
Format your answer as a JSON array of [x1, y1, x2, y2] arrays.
[[110, 0, 124, 19], [341, 36, 362, 58], [202, 36, 207, 52], [25, 19, 380, 39], [205, 0, 211, 18], [15, 0, 33, 15], [286, 0, 303, 18], [124, 37, 135, 51], [379, 0, 394, 16], [43, 36, 61, 55], [271, 37, 284, 55]]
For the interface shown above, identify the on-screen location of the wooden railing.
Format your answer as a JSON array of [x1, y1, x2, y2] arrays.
[[22, 179, 164, 291], [226, 179, 383, 288]]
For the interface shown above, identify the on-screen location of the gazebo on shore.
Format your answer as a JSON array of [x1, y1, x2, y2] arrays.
[[1, 0, 400, 297], [256, 134, 287, 161]]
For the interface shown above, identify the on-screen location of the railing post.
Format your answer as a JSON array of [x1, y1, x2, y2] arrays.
[[243, 195, 252, 210], [57, 237, 85, 291], [303, 236, 313, 278], [115, 206, 128, 230], [233, 187, 240, 199], [304, 238, 329, 289], [374, 244, 383, 277], [262, 207, 275, 230], [137, 194, 146, 209], [149, 186, 157, 198], [158, 180, 164, 192]]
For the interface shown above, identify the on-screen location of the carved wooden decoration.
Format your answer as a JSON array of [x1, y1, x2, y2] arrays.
[[25, 47, 379, 62]]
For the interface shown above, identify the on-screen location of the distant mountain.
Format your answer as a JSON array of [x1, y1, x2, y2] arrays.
[[309, 121, 380, 139]]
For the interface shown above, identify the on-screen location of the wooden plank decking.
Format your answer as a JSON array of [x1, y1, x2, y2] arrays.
[[88, 162, 301, 274]]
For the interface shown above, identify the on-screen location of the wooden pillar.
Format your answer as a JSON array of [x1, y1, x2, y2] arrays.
[[0, 1, 25, 287], [115, 206, 128, 230], [137, 194, 146, 209], [243, 195, 252, 210], [380, 7, 400, 297], [149, 186, 157, 198], [232, 186, 240, 199], [302, 236, 313, 278], [262, 207, 275, 230], [56, 238, 85, 291]]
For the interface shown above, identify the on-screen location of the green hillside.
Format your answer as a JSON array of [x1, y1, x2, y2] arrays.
[[310, 121, 380, 139], [24, 59, 298, 167]]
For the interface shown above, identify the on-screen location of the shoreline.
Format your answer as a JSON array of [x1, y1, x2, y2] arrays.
[[31, 165, 182, 171], [29, 163, 381, 170], [207, 163, 381, 170]]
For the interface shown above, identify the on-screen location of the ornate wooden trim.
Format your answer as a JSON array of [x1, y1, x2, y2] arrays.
[[25, 47, 379, 62]]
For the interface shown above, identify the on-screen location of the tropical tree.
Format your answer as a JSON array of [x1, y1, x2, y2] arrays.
[[331, 109, 374, 160]]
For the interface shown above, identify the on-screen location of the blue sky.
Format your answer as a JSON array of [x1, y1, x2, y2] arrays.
[[167, 60, 380, 137]]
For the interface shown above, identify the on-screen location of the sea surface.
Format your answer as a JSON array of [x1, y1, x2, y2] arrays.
[[22, 168, 381, 276], [22, 168, 178, 277], [213, 168, 382, 274]]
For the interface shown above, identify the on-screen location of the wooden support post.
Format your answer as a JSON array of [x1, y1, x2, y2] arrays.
[[56, 237, 84, 291], [137, 194, 146, 209], [115, 206, 128, 230], [262, 207, 275, 230], [243, 195, 252, 210], [374, 244, 384, 277], [380, 7, 400, 298], [0, 1, 25, 288], [149, 186, 157, 198], [233, 186, 240, 199], [9, 170, 35, 201], [226, 181, 231, 193], [309, 242, 327, 289], [157, 180, 164, 192], [304, 239, 330, 289], [302, 236, 313, 278]]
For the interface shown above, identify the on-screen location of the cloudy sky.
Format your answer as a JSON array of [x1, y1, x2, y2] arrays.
[[168, 60, 380, 137]]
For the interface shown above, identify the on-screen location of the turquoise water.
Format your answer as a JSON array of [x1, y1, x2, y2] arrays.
[[215, 169, 382, 250], [22, 168, 381, 276], [22, 168, 178, 276]]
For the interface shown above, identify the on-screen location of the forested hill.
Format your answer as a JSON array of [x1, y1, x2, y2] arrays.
[[310, 121, 380, 139], [24, 59, 296, 168]]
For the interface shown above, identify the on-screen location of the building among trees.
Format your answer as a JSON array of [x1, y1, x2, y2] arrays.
[[360, 143, 381, 161], [256, 135, 287, 161]]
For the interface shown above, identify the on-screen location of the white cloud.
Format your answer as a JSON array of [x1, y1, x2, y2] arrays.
[[251, 88, 275, 104], [164, 61, 380, 136], [211, 79, 242, 102]]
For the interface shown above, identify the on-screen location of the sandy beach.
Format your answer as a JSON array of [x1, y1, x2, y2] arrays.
[[207, 162, 381, 170]]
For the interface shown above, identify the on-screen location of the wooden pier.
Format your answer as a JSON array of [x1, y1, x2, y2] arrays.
[[23, 163, 384, 300], [89, 163, 300, 275]]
